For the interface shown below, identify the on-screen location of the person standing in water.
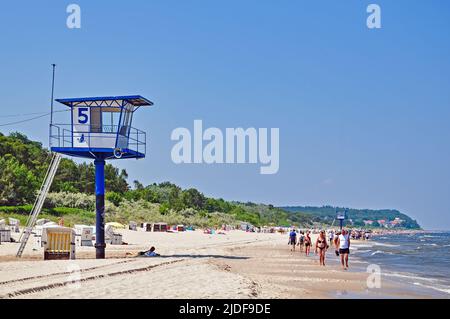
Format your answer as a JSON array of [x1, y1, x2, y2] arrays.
[[336, 229, 351, 270], [315, 230, 328, 266], [304, 231, 312, 256]]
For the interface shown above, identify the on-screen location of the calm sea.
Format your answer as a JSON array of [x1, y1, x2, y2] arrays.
[[352, 231, 450, 297]]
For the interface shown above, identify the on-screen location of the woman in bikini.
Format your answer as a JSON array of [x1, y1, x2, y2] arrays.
[[304, 231, 312, 256], [315, 231, 328, 266]]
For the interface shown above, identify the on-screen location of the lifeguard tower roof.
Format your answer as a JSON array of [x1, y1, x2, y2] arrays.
[[55, 95, 153, 108]]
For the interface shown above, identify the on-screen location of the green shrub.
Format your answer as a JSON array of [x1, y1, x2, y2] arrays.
[[106, 192, 123, 207], [0, 205, 33, 215], [45, 192, 95, 210]]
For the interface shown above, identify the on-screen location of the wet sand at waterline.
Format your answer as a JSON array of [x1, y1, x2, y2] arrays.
[[0, 230, 430, 299]]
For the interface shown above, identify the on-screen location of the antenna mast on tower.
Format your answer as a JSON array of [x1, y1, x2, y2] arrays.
[[50, 64, 56, 126]]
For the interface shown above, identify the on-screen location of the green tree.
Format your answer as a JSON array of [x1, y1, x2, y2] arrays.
[[182, 188, 206, 210], [0, 157, 39, 205]]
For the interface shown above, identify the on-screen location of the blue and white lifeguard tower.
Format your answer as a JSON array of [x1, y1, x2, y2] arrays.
[[50, 95, 153, 259], [336, 208, 348, 231]]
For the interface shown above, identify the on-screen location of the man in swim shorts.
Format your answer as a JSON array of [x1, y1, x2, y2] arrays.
[[336, 229, 351, 270]]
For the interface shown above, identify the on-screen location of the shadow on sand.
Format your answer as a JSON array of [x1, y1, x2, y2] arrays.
[[158, 254, 249, 260]]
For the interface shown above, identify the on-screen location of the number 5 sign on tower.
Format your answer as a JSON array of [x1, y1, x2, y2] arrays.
[[73, 107, 90, 147], [76, 107, 90, 124]]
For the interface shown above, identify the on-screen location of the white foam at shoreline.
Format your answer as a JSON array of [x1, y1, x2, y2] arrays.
[[371, 250, 395, 256], [413, 282, 450, 295], [352, 241, 400, 248], [383, 272, 438, 283], [372, 242, 400, 247], [354, 249, 371, 254], [351, 243, 376, 248]]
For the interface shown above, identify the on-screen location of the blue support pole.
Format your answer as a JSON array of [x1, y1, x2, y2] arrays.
[[94, 158, 106, 259]]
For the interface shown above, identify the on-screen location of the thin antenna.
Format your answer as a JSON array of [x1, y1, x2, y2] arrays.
[[50, 64, 56, 125]]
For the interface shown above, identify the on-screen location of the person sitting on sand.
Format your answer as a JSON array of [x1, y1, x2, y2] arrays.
[[138, 246, 160, 257], [336, 229, 351, 270], [315, 231, 329, 266], [304, 231, 312, 256], [288, 229, 297, 251]]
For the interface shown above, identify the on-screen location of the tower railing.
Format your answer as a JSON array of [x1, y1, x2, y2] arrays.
[[50, 124, 146, 155]]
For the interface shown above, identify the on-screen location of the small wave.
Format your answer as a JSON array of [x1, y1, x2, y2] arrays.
[[370, 250, 396, 256], [352, 243, 376, 248], [354, 249, 372, 254], [413, 282, 450, 295], [353, 241, 400, 248], [384, 272, 438, 283], [423, 243, 438, 247], [373, 242, 400, 247]]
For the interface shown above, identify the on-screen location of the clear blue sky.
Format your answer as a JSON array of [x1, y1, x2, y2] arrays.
[[0, 1, 449, 229]]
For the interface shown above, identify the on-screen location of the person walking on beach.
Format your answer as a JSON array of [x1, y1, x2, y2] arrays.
[[315, 230, 328, 266], [288, 229, 297, 251], [336, 229, 351, 270], [304, 231, 312, 256], [298, 231, 305, 252], [328, 230, 334, 248]]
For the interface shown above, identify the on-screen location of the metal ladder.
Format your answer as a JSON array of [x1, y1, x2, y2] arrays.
[[16, 153, 62, 258]]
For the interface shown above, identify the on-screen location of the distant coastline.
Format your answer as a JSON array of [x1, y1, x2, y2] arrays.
[[281, 206, 422, 230]]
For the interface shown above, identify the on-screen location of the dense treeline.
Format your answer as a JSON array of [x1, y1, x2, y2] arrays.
[[282, 206, 421, 229], [0, 132, 421, 229], [0, 132, 129, 205], [0, 132, 293, 227]]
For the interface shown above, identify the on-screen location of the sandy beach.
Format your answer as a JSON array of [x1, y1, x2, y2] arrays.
[[0, 229, 433, 299]]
